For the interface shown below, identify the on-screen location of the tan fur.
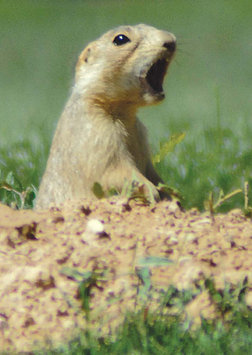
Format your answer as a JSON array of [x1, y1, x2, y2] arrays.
[[36, 24, 176, 209]]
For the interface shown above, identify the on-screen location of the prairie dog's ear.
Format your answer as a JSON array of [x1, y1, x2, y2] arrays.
[[75, 41, 97, 74]]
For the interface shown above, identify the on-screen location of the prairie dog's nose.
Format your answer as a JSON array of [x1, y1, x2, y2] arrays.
[[163, 39, 176, 52]]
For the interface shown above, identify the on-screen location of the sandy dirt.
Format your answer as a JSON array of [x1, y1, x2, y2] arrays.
[[0, 197, 252, 353]]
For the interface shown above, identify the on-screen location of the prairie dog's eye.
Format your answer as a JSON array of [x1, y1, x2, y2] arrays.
[[113, 34, 131, 46]]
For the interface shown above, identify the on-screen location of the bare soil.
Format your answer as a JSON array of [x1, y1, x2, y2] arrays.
[[0, 197, 252, 353]]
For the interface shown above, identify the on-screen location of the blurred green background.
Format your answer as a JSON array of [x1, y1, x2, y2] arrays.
[[0, 0, 251, 210]]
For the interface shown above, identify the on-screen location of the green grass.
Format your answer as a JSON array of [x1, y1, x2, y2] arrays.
[[38, 277, 252, 354], [39, 311, 252, 354], [0, 0, 252, 210]]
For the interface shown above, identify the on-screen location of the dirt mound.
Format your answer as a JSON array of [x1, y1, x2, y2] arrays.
[[0, 198, 252, 352]]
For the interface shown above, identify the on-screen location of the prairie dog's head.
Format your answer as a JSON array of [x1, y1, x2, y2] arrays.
[[75, 24, 176, 107]]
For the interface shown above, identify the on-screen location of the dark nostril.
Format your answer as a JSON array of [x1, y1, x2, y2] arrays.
[[163, 41, 176, 52]]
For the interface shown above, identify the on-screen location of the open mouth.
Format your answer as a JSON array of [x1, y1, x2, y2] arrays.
[[145, 59, 169, 94]]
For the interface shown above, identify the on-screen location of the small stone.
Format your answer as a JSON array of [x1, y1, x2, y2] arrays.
[[86, 219, 105, 234]]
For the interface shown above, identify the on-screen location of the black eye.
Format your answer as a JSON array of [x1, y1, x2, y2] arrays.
[[113, 34, 131, 46]]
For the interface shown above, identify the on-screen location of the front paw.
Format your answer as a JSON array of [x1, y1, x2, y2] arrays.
[[121, 179, 160, 203]]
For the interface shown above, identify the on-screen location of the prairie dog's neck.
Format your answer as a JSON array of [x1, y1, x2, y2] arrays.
[[93, 97, 138, 129], [72, 88, 139, 131]]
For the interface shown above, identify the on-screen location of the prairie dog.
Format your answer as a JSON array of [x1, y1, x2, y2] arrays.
[[36, 24, 176, 209]]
